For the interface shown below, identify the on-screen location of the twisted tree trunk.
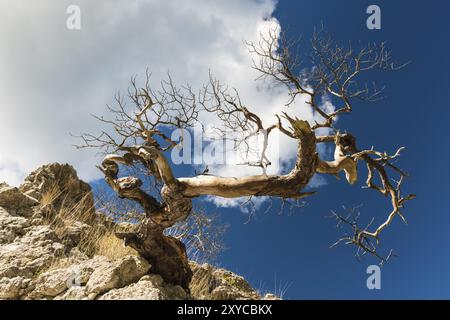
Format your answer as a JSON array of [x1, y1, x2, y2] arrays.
[[99, 119, 355, 289], [115, 219, 192, 290], [80, 30, 413, 271], [100, 152, 194, 289]]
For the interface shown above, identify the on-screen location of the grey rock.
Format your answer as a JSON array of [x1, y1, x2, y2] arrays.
[[19, 163, 94, 219], [0, 225, 64, 279], [0, 183, 38, 217], [0, 207, 30, 244], [0, 276, 33, 299], [189, 262, 260, 300], [54, 286, 88, 300], [98, 274, 187, 300], [85, 255, 151, 299]]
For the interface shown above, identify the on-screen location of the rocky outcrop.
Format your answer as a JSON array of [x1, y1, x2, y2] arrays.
[[0, 276, 33, 299], [0, 183, 38, 217], [27, 254, 151, 300], [85, 255, 150, 298], [98, 274, 188, 300], [0, 224, 65, 279], [19, 163, 94, 218], [0, 207, 29, 244], [0, 163, 275, 300], [189, 262, 260, 300]]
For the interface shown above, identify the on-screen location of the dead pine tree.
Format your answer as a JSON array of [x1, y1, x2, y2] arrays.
[[77, 28, 415, 289]]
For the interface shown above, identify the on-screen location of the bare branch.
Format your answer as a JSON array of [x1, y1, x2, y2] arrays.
[[75, 28, 413, 287]]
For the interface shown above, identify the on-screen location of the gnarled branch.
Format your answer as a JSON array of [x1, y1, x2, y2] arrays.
[[77, 29, 414, 287]]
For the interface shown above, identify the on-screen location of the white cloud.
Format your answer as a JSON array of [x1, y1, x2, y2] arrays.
[[205, 195, 268, 213], [0, 0, 333, 209], [0, 0, 274, 184]]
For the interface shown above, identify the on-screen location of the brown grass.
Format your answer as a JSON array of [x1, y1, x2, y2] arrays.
[[39, 180, 137, 260], [94, 232, 137, 259], [40, 183, 63, 207]]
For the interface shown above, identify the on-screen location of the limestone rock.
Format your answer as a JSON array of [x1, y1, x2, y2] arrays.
[[19, 163, 94, 218], [28, 268, 71, 298], [0, 225, 65, 279], [30, 255, 108, 299], [63, 221, 91, 247], [0, 207, 30, 244], [0, 276, 33, 299], [54, 286, 88, 300], [70, 255, 111, 285], [98, 274, 187, 300], [263, 293, 281, 300], [27, 255, 102, 299], [189, 262, 259, 300], [0, 183, 38, 217], [85, 255, 151, 298]]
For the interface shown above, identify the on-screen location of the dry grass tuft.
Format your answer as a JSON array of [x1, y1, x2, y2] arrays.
[[40, 183, 63, 207], [38, 180, 136, 260], [45, 256, 74, 272], [95, 232, 138, 259]]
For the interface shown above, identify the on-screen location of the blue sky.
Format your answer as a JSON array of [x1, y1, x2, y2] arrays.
[[205, 0, 450, 299], [88, 0, 450, 299], [1, 0, 449, 299]]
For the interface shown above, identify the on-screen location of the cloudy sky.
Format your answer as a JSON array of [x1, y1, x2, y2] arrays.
[[0, 0, 331, 188], [2, 0, 450, 299]]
